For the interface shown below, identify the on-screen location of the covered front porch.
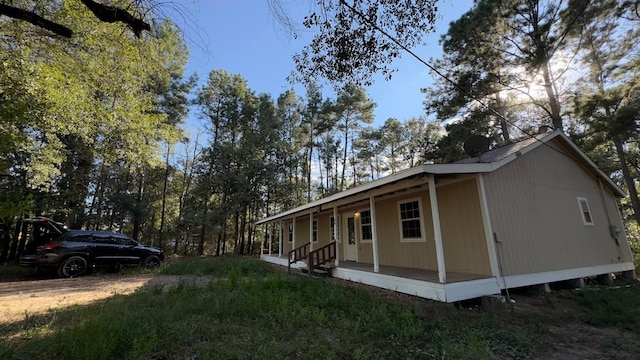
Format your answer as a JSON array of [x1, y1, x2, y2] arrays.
[[261, 254, 501, 302], [256, 170, 505, 303]]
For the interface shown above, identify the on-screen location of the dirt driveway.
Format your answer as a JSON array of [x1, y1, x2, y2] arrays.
[[0, 274, 211, 324]]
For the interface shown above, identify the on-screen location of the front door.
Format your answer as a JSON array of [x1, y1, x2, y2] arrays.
[[343, 214, 357, 261]]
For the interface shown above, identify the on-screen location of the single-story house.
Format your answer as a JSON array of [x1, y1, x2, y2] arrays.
[[256, 130, 636, 302]]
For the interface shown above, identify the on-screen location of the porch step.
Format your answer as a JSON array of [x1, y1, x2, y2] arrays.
[[300, 265, 334, 278]]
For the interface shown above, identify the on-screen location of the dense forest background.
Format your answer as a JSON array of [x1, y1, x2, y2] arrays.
[[0, 0, 638, 265]]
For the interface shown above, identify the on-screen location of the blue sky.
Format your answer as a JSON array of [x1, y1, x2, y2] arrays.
[[180, 0, 474, 128]]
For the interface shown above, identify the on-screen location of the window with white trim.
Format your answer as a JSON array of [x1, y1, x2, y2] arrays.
[[288, 224, 293, 242], [330, 216, 339, 242], [312, 219, 318, 242], [577, 197, 594, 226], [360, 210, 372, 242], [398, 199, 425, 242]]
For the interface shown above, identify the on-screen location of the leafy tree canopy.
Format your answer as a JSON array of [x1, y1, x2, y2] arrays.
[[288, 0, 439, 88]]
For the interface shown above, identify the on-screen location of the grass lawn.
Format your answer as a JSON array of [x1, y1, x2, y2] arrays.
[[1, 256, 639, 359]]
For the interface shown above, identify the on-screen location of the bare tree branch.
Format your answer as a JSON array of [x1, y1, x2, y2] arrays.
[[80, 0, 150, 38], [0, 3, 72, 38], [0, 1, 151, 39]]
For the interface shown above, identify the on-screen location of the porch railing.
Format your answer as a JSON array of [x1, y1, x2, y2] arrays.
[[288, 242, 310, 273], [307, 241, 336, 274]]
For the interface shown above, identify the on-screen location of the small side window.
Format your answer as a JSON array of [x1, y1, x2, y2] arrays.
[[330, 216, 339, 242], [288, 224, 293, 243], [359, 210, 372, 242], [398, 199, 425, 242], [577, 197, 594, 226], [312, 220, 318, 242]]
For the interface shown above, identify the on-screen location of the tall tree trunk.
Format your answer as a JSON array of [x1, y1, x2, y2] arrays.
[[239, 206, 247, 255], [158, 145, 171, 250], [197, 160, 214, 256], [8, 219, 26, 261], [247, 221, 254, 255], [215, 229, 223, 256], [541, 62, 562, 130], [307, 145, 313, 201], [0, 218, 14, 263], [340, 122, 349, 192], [222, 226, 228, 254], [131, 170, 145, 241], [233, 211, 240, 254], [613, 137, 640, 226], [494, 92, 511, 143], [87, 163, 104, 230], [197, 204, 208, 256], [93, 163, 108, 230], [108, 207, 115, 231], [183, 234, 190, 255], [247, 196, 259, 255], [174, 225, 187, 255], [334, 152, 339, 190]]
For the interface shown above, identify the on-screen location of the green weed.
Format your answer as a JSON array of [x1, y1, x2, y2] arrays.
[[159, 255, 276, 277], [2, 257, 639, 359], [562, 285, 640, 329]]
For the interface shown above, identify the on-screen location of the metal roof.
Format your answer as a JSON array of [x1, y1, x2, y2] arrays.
[[256, 130, 625, 225]]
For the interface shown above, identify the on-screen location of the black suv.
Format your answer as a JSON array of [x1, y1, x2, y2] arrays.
[[22, 230, 163, 278]]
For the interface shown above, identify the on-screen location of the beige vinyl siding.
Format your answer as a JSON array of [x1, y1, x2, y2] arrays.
[[281, 218, 310, 254], [602, 186, 634, 263], [437, 179, 492, 275], [282, 221, 292, 254], [370, 191, 436, 270], [483, 139, 630, 276], [294, 218, 311, 244], [280, 213, 339, 255], [315, 213, 334, 247], [277, 178, 492, 276]]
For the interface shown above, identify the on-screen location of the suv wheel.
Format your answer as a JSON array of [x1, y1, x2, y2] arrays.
[[142, 255, 161, 269], [58, 256, 89, 278]]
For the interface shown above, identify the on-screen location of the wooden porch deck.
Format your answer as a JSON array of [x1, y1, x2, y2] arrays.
[[262, 255, 489, 284], [337, 261, 491, 284], [261, 254, 501, 302]]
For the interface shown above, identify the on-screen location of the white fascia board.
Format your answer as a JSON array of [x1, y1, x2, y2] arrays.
[[444, 278, 502, 302]]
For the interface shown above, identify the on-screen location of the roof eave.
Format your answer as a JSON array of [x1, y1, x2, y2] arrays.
[[256, 130, 626, 225], [255, 163, 494, 225]]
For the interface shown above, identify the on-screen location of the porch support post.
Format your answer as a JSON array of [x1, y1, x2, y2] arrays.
[[428, 175, 446, 283], [278, 220, 283, 257], [477, 175, 501, 281], [370, 195, 380, 273], [292, 216, 296, 251], [309, 211, 314, 251], [333, 206, 340, 266], [267, 223, 272, 255]]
